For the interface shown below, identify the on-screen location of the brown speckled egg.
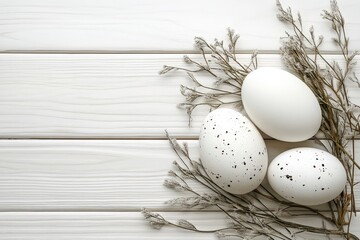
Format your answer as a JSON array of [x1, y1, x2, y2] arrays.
[[199, 108, 268, 194]]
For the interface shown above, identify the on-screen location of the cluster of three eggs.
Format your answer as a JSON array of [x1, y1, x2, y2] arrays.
[[199, 68, 347, 206]]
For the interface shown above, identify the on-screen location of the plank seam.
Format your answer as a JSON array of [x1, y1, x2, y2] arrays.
[[0, 50, 354, 55]]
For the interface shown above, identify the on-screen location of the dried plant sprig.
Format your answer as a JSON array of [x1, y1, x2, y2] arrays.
[[160, 28, 258, 124], [142, 133, 358, 239], [276, 0, 359, 230], [145, 1, 360, 239]]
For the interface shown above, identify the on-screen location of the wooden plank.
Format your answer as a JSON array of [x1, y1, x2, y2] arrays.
[[0, 0, 359, 52], [0, 212, 225, 240], [0, 54, 359, 138], [0, 211, 358, 239], [0, 139, 357, 211]]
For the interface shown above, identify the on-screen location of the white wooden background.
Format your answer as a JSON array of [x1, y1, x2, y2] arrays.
[[0, 0, 359, 239]]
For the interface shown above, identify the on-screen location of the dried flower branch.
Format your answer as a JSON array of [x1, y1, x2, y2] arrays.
[[144, 1, 360, 239], [159, 28, 257, 124], [276, 0, 359, 231], [142, 132, 359, 239]]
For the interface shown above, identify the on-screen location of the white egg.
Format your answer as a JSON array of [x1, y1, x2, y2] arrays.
[[199, 108, 268, 194], [241, 67, 322, 142], [267, 147, 347, 206]]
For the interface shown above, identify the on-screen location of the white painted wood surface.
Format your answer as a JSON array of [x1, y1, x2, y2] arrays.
[[0, 54, 359, 138], [0, 0, 359, 239], [1, 139, 357, 211], [1, 212, 359, 240], [0, 0, 359, 52]]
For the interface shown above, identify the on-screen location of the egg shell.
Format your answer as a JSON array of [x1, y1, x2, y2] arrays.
[[267, 147, 347, 206], [241, 67, 322, 142], [199, 108, 268, 194]]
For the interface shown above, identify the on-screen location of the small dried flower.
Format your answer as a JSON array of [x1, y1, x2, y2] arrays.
[[159, 65, 176, 75], [309, 25, 314, 34], [163, 178, 190, 191], [178, 219, 197, 230], [194, 37, 206, 49], [183, 55, 192, 63], [167, 170, 176, 177], [141, 208, 168, 230]]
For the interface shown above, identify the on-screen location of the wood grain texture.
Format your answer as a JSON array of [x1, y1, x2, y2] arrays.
[[0, 0, 359, 52], [0, 212, 227, 240], [1, 0, 360, 238], [0, 211, 359, 239], [0, 54, 359, 138], [0, 139, 357, 211]]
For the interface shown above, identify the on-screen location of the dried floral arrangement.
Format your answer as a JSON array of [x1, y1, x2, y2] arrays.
[[142, 1, 360, 239]]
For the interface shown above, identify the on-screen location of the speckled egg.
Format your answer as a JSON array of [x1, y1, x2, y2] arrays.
[[241, 67, 322, 142], [199, 108, 268, 194], [267, 147, 347, 206]]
